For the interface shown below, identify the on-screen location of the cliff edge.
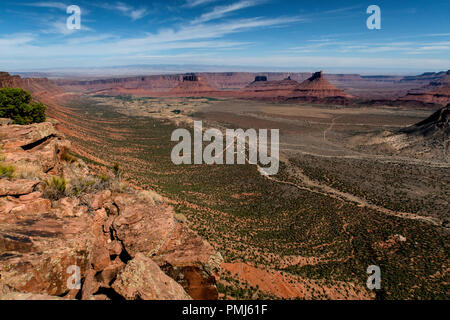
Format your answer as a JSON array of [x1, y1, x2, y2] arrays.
[[0, 120, 222, 300]]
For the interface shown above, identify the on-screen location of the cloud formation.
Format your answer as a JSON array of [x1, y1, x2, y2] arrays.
[[193, 0, 264, 23]]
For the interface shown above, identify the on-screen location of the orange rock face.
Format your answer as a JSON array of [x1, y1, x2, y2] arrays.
[[168, 74, 217, 96], [291, 71, 354, 99]]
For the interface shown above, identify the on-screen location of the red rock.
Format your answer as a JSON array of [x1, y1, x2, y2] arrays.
[[54, 197, 87, 217], [169, 74, 216, 96], [89, 190, 112, 210], [400, 85, 450, 106], [81, 269, 101, 300], [91, 247, 111, 271], [111, 253, 191, 300], [9, 198, 51, 216], [291, 71, 353, 99], [0, 122, 57, 151], [19, 191, 42, 202], [111, 194, 176, 257], [0, 215, 96, 296], [4, 137, 69, 173], [96, 258, 125, 287], [0, 119, 223, 300], [0, 232, 34, 253], [0, 179, 38, 196], [106, 240, 123, 256], [153, 223, 223, 300]]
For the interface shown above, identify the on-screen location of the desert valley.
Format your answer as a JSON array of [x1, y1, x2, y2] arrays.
[[0, 68, 448, 300]]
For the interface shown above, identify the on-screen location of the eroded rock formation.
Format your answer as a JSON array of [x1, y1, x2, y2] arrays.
[[399, 71, 450, 106], [168, 73, 216, 96], [0, 121, 222, 300], [0, 72, 62, 99], [292, 71, 354, 98]]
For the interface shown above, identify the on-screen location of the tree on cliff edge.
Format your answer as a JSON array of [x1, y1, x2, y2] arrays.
[[0, 87, 46, 124]]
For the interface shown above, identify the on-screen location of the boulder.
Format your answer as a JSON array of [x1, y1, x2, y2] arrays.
[[9, 198, 51, 216], [0, 214, 96, 296], [4, 137, 69, 173], [53, 197, 87, 217], [0, 122, 57, 151], [0, 179, 38, 196], [86, 190, 112, 210], [153, 223, 223, 300], [111, 253, 191, 300], [111, 194, 176, 257], [0, 194, 51, 217]]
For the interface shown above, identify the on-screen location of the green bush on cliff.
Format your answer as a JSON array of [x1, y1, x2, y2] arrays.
[[0, 87, 46, 124]]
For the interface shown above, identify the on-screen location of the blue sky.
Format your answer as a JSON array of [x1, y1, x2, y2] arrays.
[[0, 0, 449, 74]]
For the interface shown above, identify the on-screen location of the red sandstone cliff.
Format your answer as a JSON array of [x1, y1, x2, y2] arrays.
[[399, 71, 450, 106], [168, 74, 216, 96], [0, 72, 63, 99]]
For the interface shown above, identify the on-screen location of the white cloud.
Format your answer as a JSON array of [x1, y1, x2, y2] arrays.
[[0, 35, 35, 46], [193, 0, 265, 23], [22, 2, 68, 10], [94, 2, 150, 21], [288, 39, 450, 55], [0, 16, 299, 64], [185, 0, 218, 8]]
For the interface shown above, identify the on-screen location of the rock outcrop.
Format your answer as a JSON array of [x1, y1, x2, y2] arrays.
[[399, 71, 450, 106], [242, 76, 300, 98], [352, 105, 449, 162], [399, 85, 450, 106], [400, 104, 449, 137], [291, 71, 354, 99], [168, 74, 216, 96], [0, 72, 62, 99], [0, 121, 222, 300]]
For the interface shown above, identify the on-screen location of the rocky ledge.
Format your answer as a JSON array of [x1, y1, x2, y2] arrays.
[[0, 120, 222, 300]]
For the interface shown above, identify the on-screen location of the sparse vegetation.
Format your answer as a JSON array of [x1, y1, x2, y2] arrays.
[[44, 176, 67, 200], [0, 163, 14, 178], [0, 145, 15, 178], [11, 163, 42, 180], [61, 150, 77, 163], [60, 95, 449, 300]]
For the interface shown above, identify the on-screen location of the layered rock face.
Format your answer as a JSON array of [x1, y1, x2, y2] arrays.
[[56, 72, 364, 92], [168, 74, 216, 96], [399, 71, 450, 106], [399, 85, 450, 106], [241, 76, 300, 98], [0, 72, 62, 99], [0, 121, 222, 300], [291, 71, 353, 99]]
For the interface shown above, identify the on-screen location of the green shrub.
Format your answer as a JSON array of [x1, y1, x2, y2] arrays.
[[113, 162, 122, 180], [61, 150, 77, 163], [0, 163, 14, 178], [0, 87, 46, 124], [66, 175, 114, 196], [44, 176, 67, 200]]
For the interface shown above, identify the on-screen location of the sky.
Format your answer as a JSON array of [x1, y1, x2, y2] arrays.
[[0, 0, 449, 74]]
